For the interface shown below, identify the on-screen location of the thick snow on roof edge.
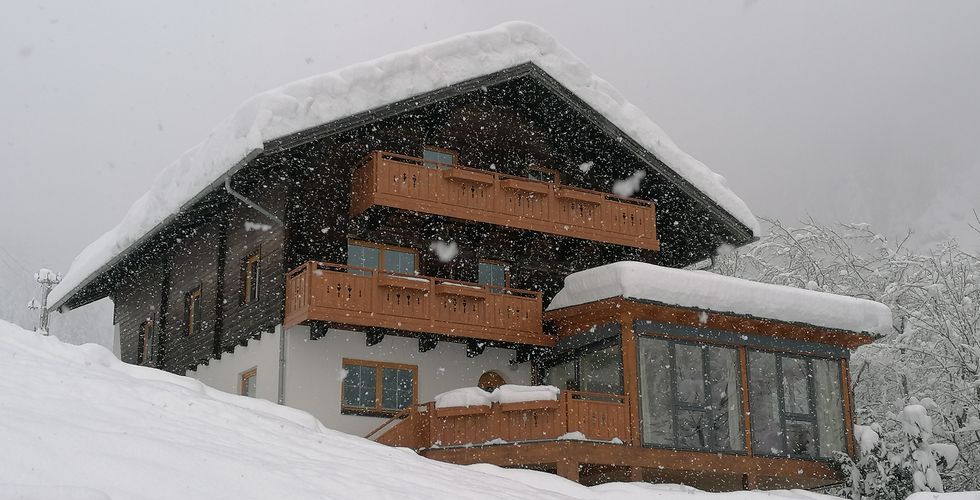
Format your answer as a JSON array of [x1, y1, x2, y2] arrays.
[[50, 21, 759, 308], [547, 261, 892, 336], [2, 319, 837, 500]]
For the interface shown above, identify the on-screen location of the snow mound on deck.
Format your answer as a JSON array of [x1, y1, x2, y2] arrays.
[[0, 319, 838, 500], [547, 261, 892, 336], [50, 21, 759, 309], [434, 384, 559, 408]]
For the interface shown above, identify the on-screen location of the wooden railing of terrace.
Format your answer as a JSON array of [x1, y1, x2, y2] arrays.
[[283, 262, 551, 347], [373, 391, 630, 449], [351, 151, 659, 251]]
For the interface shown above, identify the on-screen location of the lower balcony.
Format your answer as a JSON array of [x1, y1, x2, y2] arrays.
[[372, 391, 630, 449], [369, 391, 841, 489], [284, 261, 552, 347]]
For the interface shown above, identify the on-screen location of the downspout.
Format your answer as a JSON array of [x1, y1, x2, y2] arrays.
[[223, 176, 287, 405]]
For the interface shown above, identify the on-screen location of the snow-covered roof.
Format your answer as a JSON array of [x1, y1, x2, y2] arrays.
[[547, 261, 892, 336], [50, 21, 760, 309]]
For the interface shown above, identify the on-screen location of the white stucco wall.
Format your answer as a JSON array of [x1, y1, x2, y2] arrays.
[[191, 326, 282, 403], [189, 324, 532, 437]]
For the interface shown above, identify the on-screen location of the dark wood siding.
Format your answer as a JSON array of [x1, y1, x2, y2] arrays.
[[159, 215, 223, 373], [219, 169, 287, 353], [112, 258, 166, 365]]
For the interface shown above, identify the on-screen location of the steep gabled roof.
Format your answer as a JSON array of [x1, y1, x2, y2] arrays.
[[50, 21, 760, 310]]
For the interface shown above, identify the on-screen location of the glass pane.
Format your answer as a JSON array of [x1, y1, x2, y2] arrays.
[[749, 351, 784, 454], [381, 368, 414, 410], [814, 358, 846, 457], [343, 365, 376, 408], [675, 344, 704, 405], [707, 346, 745, 451], [528, 169, 556, 183], [423, 149, 455, 168], [638, 337, 673, 446], [243, 374, 257, 398], [383, 249, 416, 274], [544, 359, 577, 391], [781, 357, 811, 415], [478, 261, 506, 288], [677, 409, 708, 449], [347, 244, 379, 275], [580, 343, 623, 394], [786, 419, 818, 457]]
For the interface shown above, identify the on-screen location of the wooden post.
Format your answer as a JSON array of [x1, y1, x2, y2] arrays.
[[619, 307, 641, 446], [742, 473, 757, 490], [739, 346, 753, 455], [556, 459, 580, 482], [841, 359, 856, 457]]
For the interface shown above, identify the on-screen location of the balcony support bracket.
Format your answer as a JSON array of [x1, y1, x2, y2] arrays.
[[419, 335, 438, 353], [366, 328, 385, 347], [466, 340, 486, 358]]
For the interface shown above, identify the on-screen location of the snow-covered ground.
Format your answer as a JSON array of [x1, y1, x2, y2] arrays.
[[0, 319, 843, 500]]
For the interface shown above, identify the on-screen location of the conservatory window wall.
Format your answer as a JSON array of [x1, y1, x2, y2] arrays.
[[638, 337, 745, 452], [748, 351, 846, 459], [637, 333, 849, 459], [542, 326, 623, 395]]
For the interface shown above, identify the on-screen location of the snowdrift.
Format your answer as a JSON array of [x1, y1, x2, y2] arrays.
[[0, 319, 839, 499]]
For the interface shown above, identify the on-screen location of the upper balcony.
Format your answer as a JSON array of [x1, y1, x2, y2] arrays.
[[283, 261, 552, 347], [351, 151, 659, 251]]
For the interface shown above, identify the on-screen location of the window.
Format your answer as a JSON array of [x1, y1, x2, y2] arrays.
[[478, 260, 510, 292], [342, 359, 417, 416], [137, 317, 154, 365], [241, 250, 260, 304], [747, 351, 846, 459], [527, 166, 560, 184], [422, 146, 457, 169], [185, 286, 203, 336], [240, 367, 257, 398], [637, 337, 745, 452], [542, 325, 623, 394], [347, 241, 417, 276]]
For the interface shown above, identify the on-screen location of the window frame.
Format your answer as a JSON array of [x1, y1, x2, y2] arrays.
[[239, 367, 257, 397], [241, 249, 261, 305], [747, 348, 845, 460], [185, 285, 203, 337], [540, 329, 623, 394], [636, 335, 747, 454], [422, 145, 458, 169], [347, 240, 419, 275], [478, 259, 511, 291], [137, 316, 155, 365], [527, 165, 561, 184], [341, 358, 419, 417]]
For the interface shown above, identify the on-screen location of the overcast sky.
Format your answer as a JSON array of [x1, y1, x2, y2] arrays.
[[1, 0, 978, 282]]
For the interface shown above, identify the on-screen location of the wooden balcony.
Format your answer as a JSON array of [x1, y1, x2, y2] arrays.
[[370, 391, 842, 489], [371, 391, 630, 449], [283, 262, 552, 347], [351, 151, 659, 251]]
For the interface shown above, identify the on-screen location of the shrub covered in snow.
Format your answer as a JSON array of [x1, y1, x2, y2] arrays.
[[715, 217, 978, 493], [836, 400, 959, 499]]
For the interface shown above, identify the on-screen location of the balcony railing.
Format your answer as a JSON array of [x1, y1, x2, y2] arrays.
[[371, 391, 630, 449], [284, 262, 551, 347], [351, 151, 659, 251]]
